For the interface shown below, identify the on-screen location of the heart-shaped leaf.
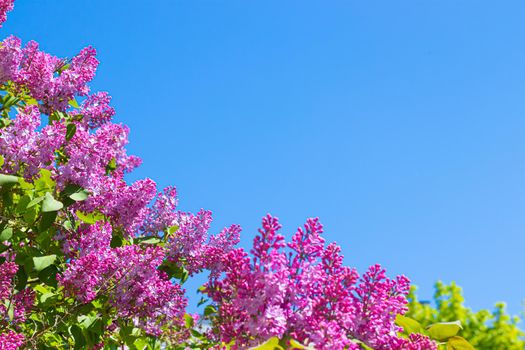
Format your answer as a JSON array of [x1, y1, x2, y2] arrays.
[[42, 192, 63, 212], [33, 255, 57, 272], [0, 227, 12, 241], [69, 189, 89, 202]]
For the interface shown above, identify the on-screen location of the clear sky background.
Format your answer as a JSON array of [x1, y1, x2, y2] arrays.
[[5, 1, 525, 316]]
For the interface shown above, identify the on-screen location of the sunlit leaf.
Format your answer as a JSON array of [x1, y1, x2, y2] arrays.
[[396, 314, 425, 335], [0, 227, 12, 241], [427, 321, 462, 341], [249, 337, 283, 350], [76, 210, 104, 224], [42, 192, 63, 212], [33, 254, 57, 272], [447, 336, 475, 350], [0, 174, 19, 186]]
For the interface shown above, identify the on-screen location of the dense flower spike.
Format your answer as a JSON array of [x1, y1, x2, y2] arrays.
[[0, 36, 21, 83], [205, 215, 436, 349], [58, 244, 188, 336], [0, 105, 65, 177], [142, 186, 179, 234], [166, 210, 241, 274], [76, 91, 115, 129], [0, 0, 14, 27], [0, 261, 17, 301], [0, 331, 24, 350], [0, 261, 34, 328]]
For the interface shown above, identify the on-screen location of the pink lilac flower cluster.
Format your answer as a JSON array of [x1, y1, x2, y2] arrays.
[[0, 261, 33, 348], [142, 187, 241, 275], [0, 331, 24, 350], [0, 3, 102, 113], [0, 0, 13, 28], [58, 122, 142, 190], [0, 263, 34, 321], [0, 37, 98, 112], [166, 209, 241, 275], [0, 105, 65, 178], [56, 217, 188, 336], [0, 261, 17, 301], [0, 36, 20, 82], [74, 91, 115, 129], [0, 30, 186, 338], [205, 215, 437, 350]]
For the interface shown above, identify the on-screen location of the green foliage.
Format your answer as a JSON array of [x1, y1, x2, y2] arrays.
[[406, 282, 525, 350], [395, 315, 472, 349], [248, 337, 283, 350]]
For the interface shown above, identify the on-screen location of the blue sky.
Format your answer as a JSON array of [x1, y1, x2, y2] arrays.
[[5, 1, 525, 315]]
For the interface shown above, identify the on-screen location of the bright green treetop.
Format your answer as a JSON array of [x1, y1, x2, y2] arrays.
[[406, 282, 525, 350]]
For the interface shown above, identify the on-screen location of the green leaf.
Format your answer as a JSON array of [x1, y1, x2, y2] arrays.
[[34, 284, 50, 294], [105, 158, 117, 175], [396, 314, 424, 335], [14, 266, 27, 290], [249, 337, 283, 350], [0, 174, 19, 186], [197, 296, 208, 307], [137, 237, 160, 244], [39, 211, 57, 231], [58, 63, 70, 73], [38, 265, 59, 288], [0, 155, 4, 167], [61, 184, 89, 205], [427, 321, 463, 341], [352, 340, 374, 350], [70, 325, 86, 350], [6, 301, 14, 321], [76, 210, 104, 224], [133, 338, 148, 350], [33, 254, 57, 272], [78, 313, 99, 329], [0, 227, 12, 241], [446, 336, 475, 350], [39, 291, 56, 304], [16, 194, 31, 213], [69, 189, 89, 202], [25, 97, 38, 106], [204, 305, 217, 317], [34, 169, 55, 191], [68, 98, 79, 108], [184, 313, 194, 328], [66, 123, 77, 141], [63, 220, 74, 231], [289, 339, 315, 350], [27, 195, 45, 208], [42, 192, 63, 212]]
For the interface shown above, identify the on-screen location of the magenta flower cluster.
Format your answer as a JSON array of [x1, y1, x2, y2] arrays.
[[205, 215, 436, 349], [0, 36, 98, 113], [0, 261, 34, 348], [0, 0, 13, 28]]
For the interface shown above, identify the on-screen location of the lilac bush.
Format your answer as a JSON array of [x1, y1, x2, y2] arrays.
[[0, 1, 472, 349]]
